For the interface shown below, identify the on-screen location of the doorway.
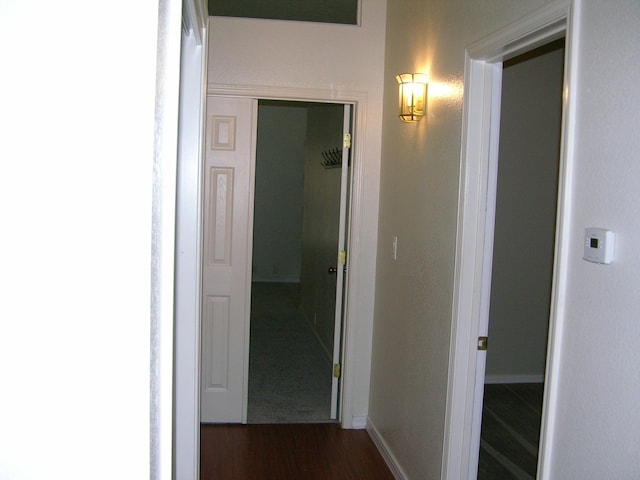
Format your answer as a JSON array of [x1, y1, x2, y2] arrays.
[[248, 100, 348, 423], [199, 97, 352, 424], [443, 3, 577, 479], [477, 39, 565, 479], [173, 84, 369, 479]]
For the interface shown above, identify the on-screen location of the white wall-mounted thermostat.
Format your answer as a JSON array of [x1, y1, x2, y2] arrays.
[[583, 228, 615, 264]]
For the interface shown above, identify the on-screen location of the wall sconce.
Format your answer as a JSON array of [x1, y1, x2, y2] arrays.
[[396, 73, 428, 122]]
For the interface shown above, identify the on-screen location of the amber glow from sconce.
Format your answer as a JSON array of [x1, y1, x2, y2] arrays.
[[396, 73, 428, 122]]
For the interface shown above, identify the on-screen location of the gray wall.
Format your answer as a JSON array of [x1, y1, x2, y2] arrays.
[[485, 45, 565, 382], [252, 103, 307, 283]]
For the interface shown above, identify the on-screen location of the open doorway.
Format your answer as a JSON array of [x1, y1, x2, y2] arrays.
[[444, 4, 576, 478], [477, 39, 565, 479], [176, 84, 369, 478], [248, 100, 348, 423], [198, 96, 351, 425]]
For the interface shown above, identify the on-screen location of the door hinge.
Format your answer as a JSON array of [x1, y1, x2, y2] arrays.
[[333, 363, 341, 378], [343, 133, 352, 149], [338, 250, 347, 266], [477, 336, 488, 351]]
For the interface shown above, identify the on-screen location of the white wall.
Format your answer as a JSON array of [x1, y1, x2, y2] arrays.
[[0, 0, 177, 478], [485, 45, 564, 382], [207, 2, 387, 424], [252, 103, 307, 283], [370, 0, 640, 478], [549, 1, 640, 476]]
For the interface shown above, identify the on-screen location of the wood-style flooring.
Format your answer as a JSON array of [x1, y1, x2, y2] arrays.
[[200, 423, 395, 480]]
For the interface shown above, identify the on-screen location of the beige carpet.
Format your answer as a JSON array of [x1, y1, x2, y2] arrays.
[[247, 282, 333, 423]]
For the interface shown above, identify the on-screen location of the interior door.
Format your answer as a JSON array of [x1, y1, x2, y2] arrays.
[[330, 104, 352, 419], [200, 96, 257, 423]]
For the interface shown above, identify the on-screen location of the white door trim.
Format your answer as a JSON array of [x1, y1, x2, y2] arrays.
[[174, 12, 208, 480], [206, 84, 369, 430], [442, 1, 580, 478], [331, 104, 352, 420]]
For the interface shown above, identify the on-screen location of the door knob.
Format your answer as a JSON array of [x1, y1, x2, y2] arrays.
[[328, 267, 337, 274]]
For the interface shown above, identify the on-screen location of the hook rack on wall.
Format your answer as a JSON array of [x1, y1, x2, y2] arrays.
[[321, 148, 342, 169]]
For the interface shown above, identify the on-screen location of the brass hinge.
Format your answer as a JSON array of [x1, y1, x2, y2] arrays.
[[338, 250, 347, 266], [477, 336, 488, 351], [333, 363, 341, 378], [343, 133, 352, 149]]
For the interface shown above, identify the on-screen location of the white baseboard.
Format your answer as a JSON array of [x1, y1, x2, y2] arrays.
[[366, 418, 408, 480], [484, 374, 544, 384]]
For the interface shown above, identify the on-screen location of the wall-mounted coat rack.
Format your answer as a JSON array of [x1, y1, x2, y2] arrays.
[[321, 148, 342, 169]]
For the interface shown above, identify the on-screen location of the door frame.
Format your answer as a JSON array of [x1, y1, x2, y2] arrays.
[[173, 7, 208, 480], [205, 84, 367, 429], [331, 104, 352, 419], [442, 1, 580, 478], [175, 82, 368, 480]]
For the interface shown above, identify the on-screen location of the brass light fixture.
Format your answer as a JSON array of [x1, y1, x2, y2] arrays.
[[396, 73, 428, 122]]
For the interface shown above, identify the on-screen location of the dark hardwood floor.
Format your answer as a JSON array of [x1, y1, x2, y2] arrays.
[[200, 423, 395, 480]]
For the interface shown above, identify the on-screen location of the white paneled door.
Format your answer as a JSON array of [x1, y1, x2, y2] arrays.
[[200, 96, 257, 423]]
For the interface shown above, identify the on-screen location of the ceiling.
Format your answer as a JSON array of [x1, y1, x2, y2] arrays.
[[208, 0, 359, 25]]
